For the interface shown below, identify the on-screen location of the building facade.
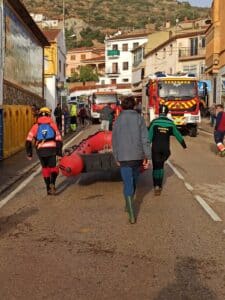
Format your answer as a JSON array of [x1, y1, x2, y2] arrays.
[[0, 0, 49, 158], [43, 29, 66, 112], [205, 0, 225, 104], [103, 32, 148, 93], [66, 47, 104, 78], [145, 30, 206, 78]]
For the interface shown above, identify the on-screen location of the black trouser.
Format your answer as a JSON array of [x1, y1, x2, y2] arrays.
[[152, 149, 170, 188], [38, 155, 59, 191]]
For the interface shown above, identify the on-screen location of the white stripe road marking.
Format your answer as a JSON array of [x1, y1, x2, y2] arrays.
[[0, 130, 84, 210], [166, 160, 184, 180], [198, 128, 213, 136], [0, 166, 41, 209], [194, 195, 222, 222], [184, 182, 194, 192], [167, 160, 222, 222]]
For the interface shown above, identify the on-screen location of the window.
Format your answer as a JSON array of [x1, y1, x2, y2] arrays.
[[122, 78, 129, 82], [101, 79, 105, 85], [200, 64, 205, 75], [163, 48, 166, 58], [81, 54, 86, 60], [111, 79, 117, 85], [133, 48, 143, 66], [71, 68, 76, 74], [183, 65, 197, 75], [59, 60, 62, 73], [190, 37, 198, 56], [201, 37, 206, 48], [71, 55, 76, 60], [122, 43, 128, 51], [133, 42, 139, 49], [123, 62, 129, 70], [112, 44, 118, 50], [112, 63, 118, 73], [170, 44, 173, 55]]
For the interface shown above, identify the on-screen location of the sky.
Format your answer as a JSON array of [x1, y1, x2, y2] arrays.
[[187, 0, 212, 7]]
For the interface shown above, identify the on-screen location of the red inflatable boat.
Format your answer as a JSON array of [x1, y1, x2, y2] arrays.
[[59, 131, 112, 177]]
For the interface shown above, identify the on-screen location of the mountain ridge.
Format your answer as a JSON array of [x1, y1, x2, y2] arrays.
[[22, 0, 209, 31]]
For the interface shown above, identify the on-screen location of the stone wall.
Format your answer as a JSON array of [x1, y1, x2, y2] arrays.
[[3, 80, 45, 107]]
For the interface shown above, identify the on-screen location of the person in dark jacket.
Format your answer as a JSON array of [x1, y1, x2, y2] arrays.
[[112, 96, 151, 224], [26, 107, 63, 195], [148, 104, 187, 195], [100, 104, 114, 131], [54, 103, 62, 130], [214, 104, 225, 156]]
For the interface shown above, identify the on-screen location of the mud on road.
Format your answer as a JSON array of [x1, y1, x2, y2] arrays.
[[1, 127, 225, 299]]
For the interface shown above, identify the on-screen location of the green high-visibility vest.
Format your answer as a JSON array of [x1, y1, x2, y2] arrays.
[[70, 104, 77, 116]]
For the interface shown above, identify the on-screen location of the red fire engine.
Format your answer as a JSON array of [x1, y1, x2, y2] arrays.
[[89, 91, 118, 123], [143, 74, 204, 137]]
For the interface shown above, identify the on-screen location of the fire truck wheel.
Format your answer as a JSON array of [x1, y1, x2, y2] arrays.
[[189, 126, 197, 137]]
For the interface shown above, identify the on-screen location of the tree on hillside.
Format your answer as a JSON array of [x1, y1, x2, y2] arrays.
[[65, 28, 77, 50], [79, 65, 99, 85], [69, 66, 99, 84]]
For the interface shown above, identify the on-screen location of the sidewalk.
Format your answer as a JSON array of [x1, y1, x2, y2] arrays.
[[198, 117, 214, 134], [0, 129, 81, 195]]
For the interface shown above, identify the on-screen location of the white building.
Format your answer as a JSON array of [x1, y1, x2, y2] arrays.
[[101, 32, 148, 93], [145, 30, 206, 78]]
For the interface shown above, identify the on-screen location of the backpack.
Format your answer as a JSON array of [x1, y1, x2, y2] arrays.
[[36, 123, 55, 142]]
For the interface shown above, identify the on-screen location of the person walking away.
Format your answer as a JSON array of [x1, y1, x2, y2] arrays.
[[31, 104, 39, 123], [112, 96, 151, 224], [78, 104, 87, 127], [209, 103, 216, 127], [214, 104, 225, 156], [70, 103, 77, 132], [100, 103, 114, 131], [26, 107, 63, 195], [62, 104, 70, 134], [148, 104, 187, 196], [54, 103, 62, 130]]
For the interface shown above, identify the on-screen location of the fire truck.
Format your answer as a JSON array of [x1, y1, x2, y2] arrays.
[[143, 74, 204, 137], [89, 91, 118, 123]]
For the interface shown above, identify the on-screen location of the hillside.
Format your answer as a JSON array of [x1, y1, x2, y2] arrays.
[[22, 0, 210, 49], [22, 0, 209, 30]]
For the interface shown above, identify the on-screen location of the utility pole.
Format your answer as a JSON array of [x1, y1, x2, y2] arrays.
[[62, 0, 65, 35]]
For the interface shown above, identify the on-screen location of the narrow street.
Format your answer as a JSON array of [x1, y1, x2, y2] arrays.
[[0, 125, 225, 299]]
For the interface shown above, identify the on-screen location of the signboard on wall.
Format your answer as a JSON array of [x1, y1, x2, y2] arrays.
[[0, 2, 3, 106], [4, 4, 43, 97]]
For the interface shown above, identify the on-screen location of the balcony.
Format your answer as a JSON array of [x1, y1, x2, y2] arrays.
[[107, 49, 120, 58], [106, 68, 120, 77], [179, 47, 206, 61]]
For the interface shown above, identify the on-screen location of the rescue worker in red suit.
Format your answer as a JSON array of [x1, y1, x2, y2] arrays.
[[25, 107, 63, 195], [214, 104, 225, 156]]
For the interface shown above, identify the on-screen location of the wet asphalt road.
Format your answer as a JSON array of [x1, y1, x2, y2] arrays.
[[0, 126, 225, 299]]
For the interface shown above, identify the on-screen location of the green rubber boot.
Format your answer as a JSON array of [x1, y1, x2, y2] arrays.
[[124, 196, 128, 212], [126, 196, 136, 224]]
